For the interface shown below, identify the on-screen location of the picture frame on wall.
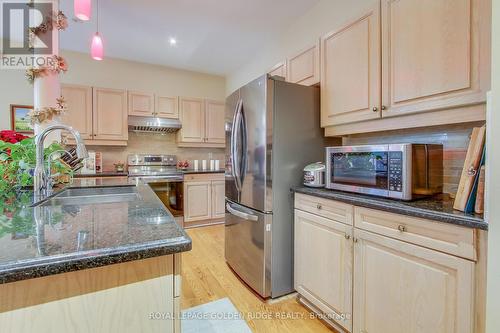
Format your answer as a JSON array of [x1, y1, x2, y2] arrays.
[[10, 105, 34, 134]]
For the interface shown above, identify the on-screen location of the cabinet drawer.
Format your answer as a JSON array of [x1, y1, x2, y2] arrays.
[[184, 173, 224, 182], [294, 193, 353, 225], [354, 207, 476, 260]]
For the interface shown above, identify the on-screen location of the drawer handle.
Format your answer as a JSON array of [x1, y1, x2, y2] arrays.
[[316, 204, 322, 210], [398, 225, 407, 232], [345, 234, 351, 240]]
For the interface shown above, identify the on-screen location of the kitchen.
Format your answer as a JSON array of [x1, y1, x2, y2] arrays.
[[0, 0, 499, 332]]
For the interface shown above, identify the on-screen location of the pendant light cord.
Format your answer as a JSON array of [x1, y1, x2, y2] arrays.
[[96, 0, 99, 33]]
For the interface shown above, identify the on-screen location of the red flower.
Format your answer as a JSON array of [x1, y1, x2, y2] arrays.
[[0, 130, 29, 144]]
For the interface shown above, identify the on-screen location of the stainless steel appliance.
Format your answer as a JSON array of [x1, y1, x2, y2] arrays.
[[128, 154, 184, 218], [326, 144, 443, 200], [128, 116, 181, 133], [303, 162, 325, 188], [225, 74, 326, 298]]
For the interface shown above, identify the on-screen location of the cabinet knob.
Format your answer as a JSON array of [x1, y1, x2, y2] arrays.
[[372, 107, 378, 112], [353, 238, 359, 243], [345, 234, 351, 240], [381, 105, 386, 110], [398, 225, 407, 232], [316, 204, 322, 210]]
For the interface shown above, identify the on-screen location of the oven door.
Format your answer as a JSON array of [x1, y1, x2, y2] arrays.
[[326, 145, 390, 197], [130, 176, 184, 218]]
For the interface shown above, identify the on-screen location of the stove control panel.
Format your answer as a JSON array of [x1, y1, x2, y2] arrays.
[[128, 154, 177, 166]]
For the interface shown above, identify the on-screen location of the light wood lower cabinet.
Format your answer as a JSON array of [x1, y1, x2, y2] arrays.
[[183, 173, 225, 227], [0, 256, 178, 333], [294, 209, 353, 332], [294, 194, 480, 333], [353, 229, 475, 333]]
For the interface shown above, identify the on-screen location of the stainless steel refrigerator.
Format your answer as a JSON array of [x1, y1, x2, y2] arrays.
[[225, 74, 326, 298]]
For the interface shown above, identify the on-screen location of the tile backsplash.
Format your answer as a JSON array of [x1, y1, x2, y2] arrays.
[[342, 122, 485, 195], [87, 132, 225, 172]]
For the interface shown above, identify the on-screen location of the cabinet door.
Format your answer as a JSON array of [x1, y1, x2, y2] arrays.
[[93, 88, 128, 141], [211, 180, 225, 219], [184, 181, 212, 222], [294, 209, 353, 332], [321, 3, 381, 126], [381, 0, 490, 118], [287, 40, 320, 86], [205, 100, 225, 144], [353, 229, 475, 333], [128, 91, 154, 116], [178, 97, 205, 143], [156, 96, 179, 119], [60, 84, 93, 140], [268, 61, 287, 79]]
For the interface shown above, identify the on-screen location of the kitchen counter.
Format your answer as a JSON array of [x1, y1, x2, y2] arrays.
[[292, 186, 487, 230], [0, 178, 191, 284], [74, 172, 128, 178]]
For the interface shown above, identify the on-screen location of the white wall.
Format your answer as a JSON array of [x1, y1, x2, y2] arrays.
[[226, 0, 377, 94], [486, 0, 500, 331], [0, 50, 226, 131]]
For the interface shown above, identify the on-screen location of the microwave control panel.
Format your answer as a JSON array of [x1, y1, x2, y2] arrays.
[[388, 152, 403, 192]]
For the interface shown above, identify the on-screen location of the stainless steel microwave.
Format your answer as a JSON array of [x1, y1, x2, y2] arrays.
[[326, 144, 443, 201]]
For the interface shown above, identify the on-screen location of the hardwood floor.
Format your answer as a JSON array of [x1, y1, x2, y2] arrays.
[[181, 224, 336, 333]]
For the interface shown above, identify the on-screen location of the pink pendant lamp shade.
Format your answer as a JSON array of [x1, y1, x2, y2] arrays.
[[91, 33, 104, 61], [74, 0, 92, 21]]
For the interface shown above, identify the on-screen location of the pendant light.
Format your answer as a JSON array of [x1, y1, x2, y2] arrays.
[[74, 0, 91, 21], [90, 0, 103, 61]]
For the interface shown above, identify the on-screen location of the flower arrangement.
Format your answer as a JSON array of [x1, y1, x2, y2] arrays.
[[0, 135, 72, 192], [28, 10, 68, 49], [25, 55, 68, 83], [27, 97, 67, 125], [0, 130, 29, 144]]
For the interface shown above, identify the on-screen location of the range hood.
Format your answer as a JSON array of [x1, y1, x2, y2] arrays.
[[128, 116, 182, 134]]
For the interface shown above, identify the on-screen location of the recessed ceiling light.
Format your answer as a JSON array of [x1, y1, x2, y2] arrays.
[[169, 37, 177, 46]]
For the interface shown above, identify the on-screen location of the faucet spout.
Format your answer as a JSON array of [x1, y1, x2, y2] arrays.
[[34, 125, 88, 198]]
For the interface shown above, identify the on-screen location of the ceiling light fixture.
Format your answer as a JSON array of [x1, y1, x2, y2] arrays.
[[90, 0, 103, 60], [74, 0, 92, 21], [169, 37, 177, 46]]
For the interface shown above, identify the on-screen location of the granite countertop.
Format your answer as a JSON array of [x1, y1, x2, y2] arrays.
[[74, 172, 128, 178], [0, 178, 192, 284], [292, 186, 487, 230]]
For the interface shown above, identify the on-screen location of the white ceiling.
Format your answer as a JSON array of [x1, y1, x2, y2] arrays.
[[59, 0, 320, 76]]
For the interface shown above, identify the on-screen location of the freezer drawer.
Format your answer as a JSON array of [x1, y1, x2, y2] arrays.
[[225, 200, 271, 298]]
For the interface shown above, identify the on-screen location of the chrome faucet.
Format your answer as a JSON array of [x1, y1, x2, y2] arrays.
[[34, 124, 89, 198]]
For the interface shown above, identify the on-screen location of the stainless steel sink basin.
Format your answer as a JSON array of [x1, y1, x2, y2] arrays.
[[36, 186, 140, 206]]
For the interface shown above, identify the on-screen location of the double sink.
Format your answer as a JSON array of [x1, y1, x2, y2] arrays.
[[34, 186, 140, 207]]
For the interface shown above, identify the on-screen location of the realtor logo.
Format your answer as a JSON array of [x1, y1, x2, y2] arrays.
[[1, 1, 54, 69]]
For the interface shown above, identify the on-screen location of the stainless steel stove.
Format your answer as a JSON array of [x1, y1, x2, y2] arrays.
[[128, 154, 184, 219], [127, 154, 183, 181]]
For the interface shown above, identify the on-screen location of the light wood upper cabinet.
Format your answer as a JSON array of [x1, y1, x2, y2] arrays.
[[353, 228, 475, 333], [381, 0, 490, 118], [211, 180, 226, 219], [268, 62, 287, 79], [156, 96, 179, 119], [184, 181, 212, 222], [321, 3, 381, 127], [61, 84, 93, 140], [287, 40, 320, 86], [178, 97, 205, 143], [294, 209, 353, 332], [178, 97, 225, 147], [93, 87, 128, 141], [205, 100, 225, 144], [128, 91, 154, 117]]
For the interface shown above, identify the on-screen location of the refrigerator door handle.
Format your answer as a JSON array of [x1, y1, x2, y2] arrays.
[[231, 99, 243, 192], [239, 102, 248, 185], [226, 203, 258, 221]]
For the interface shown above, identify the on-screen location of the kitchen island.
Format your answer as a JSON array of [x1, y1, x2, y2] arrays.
[[0, 178, 191, 333]]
